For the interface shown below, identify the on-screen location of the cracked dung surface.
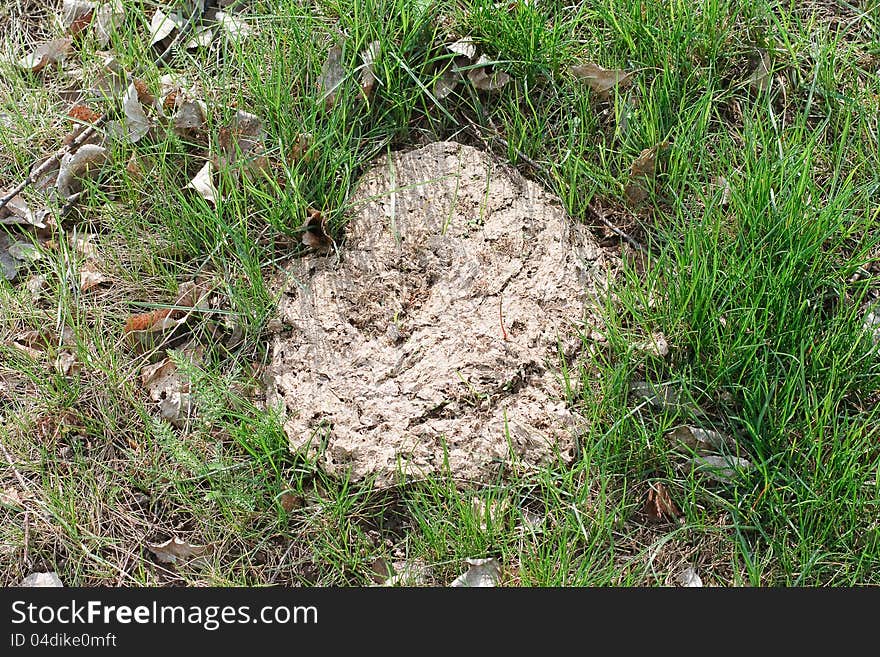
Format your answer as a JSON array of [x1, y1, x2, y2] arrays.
[[268, 141, 612, 486]]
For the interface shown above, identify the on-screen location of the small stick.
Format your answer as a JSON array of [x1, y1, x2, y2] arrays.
[[0, 123, 99, 213], [587, 202, 648, 255], [0, 441, 30, 492], [23, 510, 31, 570], [499, 296, 509, 341]]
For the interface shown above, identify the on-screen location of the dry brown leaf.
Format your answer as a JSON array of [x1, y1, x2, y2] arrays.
[[318, 45, 345, 109], [68, 103, 102, 124], [301, 208, 333, 251], [359, 40, 380, 100], [288, 132, 315, 163], [18, 38, 73, 73], [748, 50, 772, 93], [121, 81, 152, 143], [79, 260, 107, 291], [149, 9, 183, 47], [693, 454, 752, 483], [146, 537, 211, 565], [55, 144, 109, 200], [624, 142, 669, 205], [669, 425, 733, 454], [185, 160, 219, 205], [642, 482, 681, 522], [449, 557, 501, 587], [569, 61, 633, 97], [216, 11, 252, 45], [0, 194, 38, 227], [467, 54, 511, 91], [58, 0, 96, 32], [94, 0, 125, 47], [217, 110, 267, 178]]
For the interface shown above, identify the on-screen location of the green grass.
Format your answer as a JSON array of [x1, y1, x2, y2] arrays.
[[1, 0, 879, 585]]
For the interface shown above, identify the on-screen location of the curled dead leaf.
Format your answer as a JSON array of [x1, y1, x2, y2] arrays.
[[301, 208, 333, 251], [149, 9, 183, 47], [185, 160, 219, 205], [55, 143, 109, 200], [318, 45, 345, 109], [693, 454, 752, 483], [79, 260, 107, 292], [95, 0, 125, 47], [18, 38, 73, 73], [570, 61, 633, 97], [359, 40, 380, 100], [669, 425, 734, 454], [642, 482, 681, 523], [467, 55, 511, 91], [450, 557, 501, 587], [146, 537, 211, 565]]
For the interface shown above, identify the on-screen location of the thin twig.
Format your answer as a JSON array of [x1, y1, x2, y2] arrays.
[[464, 120, 542, 172], [0, 441, 30, 492], [586, 202, 648, 255], [0, 124, 99, 213]]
